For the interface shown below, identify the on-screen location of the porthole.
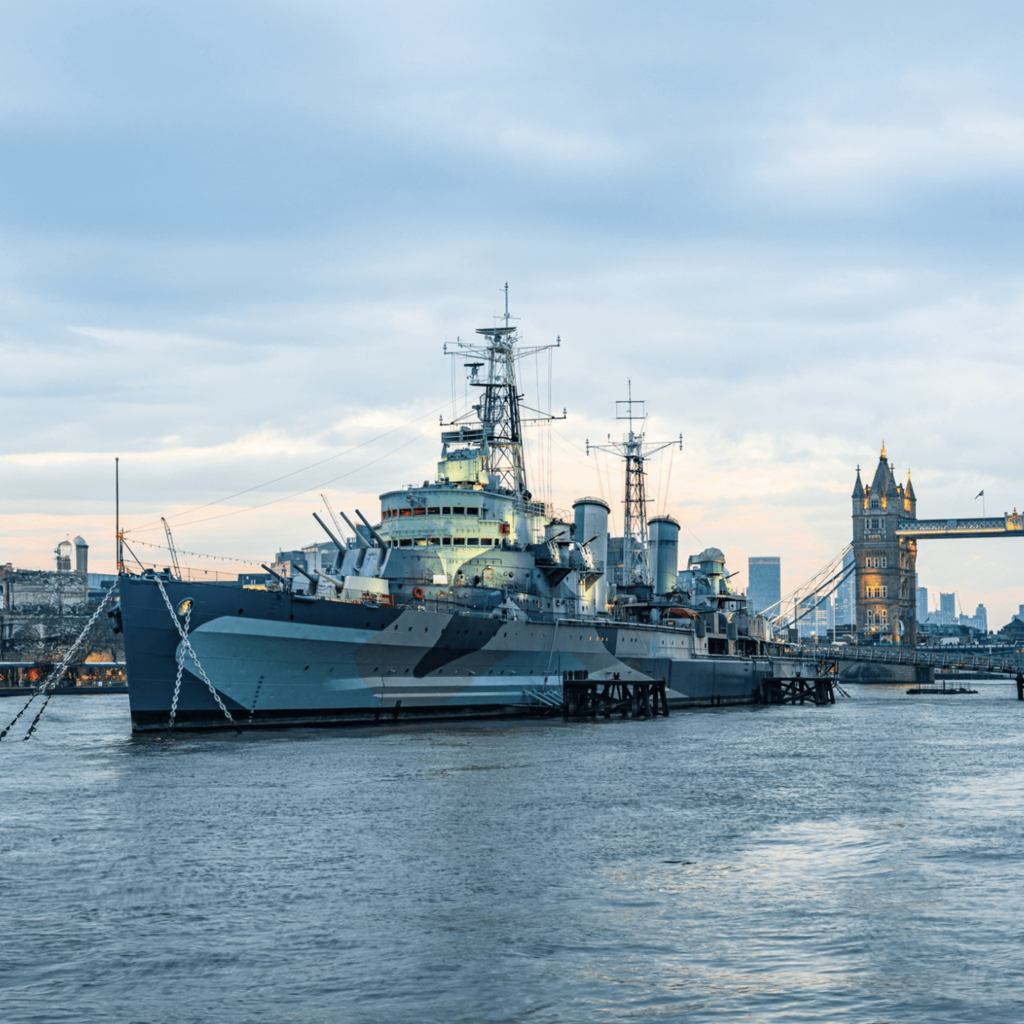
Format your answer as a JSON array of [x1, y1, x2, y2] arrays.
[[176, 598, 194, 617]]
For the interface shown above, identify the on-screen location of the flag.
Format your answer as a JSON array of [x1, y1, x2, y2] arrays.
[[975, 490, 984, 499]]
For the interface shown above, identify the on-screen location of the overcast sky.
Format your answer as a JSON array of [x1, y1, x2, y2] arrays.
[[2, 1, 1023, 625]]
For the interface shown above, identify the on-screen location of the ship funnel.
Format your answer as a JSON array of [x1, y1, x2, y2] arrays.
[[573, 497, 610, 613], [649, 516, 679, 595]]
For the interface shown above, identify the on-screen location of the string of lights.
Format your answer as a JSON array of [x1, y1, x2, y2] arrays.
[[127, 538, 263, 564]]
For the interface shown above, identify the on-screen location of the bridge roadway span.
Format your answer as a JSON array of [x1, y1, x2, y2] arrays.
[[896, 514, 1024, 540]]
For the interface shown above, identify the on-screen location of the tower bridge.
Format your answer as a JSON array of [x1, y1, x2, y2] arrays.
[[852, 443, 1024, 644]]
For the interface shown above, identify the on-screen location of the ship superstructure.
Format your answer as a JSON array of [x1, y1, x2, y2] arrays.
[[324, 296, 599, 620], [116, 294, 812, 731]]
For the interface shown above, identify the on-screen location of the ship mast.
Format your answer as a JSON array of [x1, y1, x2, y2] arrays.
[[588, 381, 682, 587], [443, 284, 562, 500]]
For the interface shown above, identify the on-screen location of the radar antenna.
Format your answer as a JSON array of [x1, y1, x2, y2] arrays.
[[587, 381, 682, 587], [442, 285, 564, 499]]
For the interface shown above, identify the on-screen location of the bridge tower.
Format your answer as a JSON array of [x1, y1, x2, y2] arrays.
[[851, 443, 918, 644]]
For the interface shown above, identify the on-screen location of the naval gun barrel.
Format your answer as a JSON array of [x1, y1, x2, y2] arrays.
[[292, 564, 319, 587], [314, 511, 355, 551], [260, 563, 289, 587], [355, 509, 390, 549]]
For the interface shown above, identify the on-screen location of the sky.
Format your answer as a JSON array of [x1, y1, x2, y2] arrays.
[[2, 0, 1024, 626]]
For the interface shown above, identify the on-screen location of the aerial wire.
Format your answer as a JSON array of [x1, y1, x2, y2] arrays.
[[126, 399, 476, 538], [126, 397, 454, 535]]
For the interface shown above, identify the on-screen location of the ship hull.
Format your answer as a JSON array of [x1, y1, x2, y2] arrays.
[[120, 577, 807, 732]]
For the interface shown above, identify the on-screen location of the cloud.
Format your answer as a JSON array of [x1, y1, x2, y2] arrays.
[[752, 108, 1024, 206], [2, 1, 1024, 625]]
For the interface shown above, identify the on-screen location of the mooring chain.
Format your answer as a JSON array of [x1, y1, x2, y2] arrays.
[[153, 577, 240, 732], [0, 584, 121, 743], [168, 604, 192, 729]]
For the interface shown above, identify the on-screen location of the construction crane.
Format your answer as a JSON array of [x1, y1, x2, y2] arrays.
[[320, 493, 347, 541], [160, 517, 181, 579], [319, 493, 354, 572]]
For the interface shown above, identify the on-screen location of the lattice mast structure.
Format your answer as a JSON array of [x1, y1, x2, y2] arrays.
[[442, 284, 563, 501], [588, 382, 682, 587]]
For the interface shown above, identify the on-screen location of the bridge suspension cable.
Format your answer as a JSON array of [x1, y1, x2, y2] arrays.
[[758, 545, 854, 636]]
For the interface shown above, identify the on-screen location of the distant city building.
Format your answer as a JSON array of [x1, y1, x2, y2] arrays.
[[1000, 616, 1024, 641], [748, 557, 781, 615], [959, 603, 987, 633], [916, 586, 929, 621], [797, 593, 832, 639], [834, 549, 856, 629], [939, 592, 956, 623], [0, 560, 121, 661], [269, 541, 340, 590]]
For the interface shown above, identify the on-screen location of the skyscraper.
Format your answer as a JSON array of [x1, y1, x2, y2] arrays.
[[940, 592, 956, 624], [748, 557, 781, 615], [797, 593, 833, 638], [834, 549, 856, 628], [917, 586, 929, 621]]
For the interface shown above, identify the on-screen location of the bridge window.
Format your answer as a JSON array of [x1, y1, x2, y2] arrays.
[[870, 498, 880, 510], [868, 518, 882, 530], [427, 507, 440, 515], [866, 585, 887, 598]]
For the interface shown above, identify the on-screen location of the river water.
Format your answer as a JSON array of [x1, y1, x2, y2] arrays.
[[3, 684, 1023, 1023]]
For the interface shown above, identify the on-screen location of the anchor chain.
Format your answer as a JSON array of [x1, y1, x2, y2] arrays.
[[168, 603, 192, 729], [153, 577, 240, 732], [1, 583, 120, 743]]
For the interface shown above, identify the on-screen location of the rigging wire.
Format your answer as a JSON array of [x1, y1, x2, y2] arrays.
[[126, 399, 476, 536], [547, 347, 553, 507], [127, 397, 454, 535], [139, 431, 428, 532]]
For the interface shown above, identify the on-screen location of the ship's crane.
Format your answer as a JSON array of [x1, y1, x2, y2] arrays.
[[160, 517, 181, 579]]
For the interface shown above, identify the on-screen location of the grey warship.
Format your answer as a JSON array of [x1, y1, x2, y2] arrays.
[[118, 298, 812, 731]]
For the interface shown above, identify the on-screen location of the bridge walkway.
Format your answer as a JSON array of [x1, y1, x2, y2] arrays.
[[807, 644, 1024, 677]]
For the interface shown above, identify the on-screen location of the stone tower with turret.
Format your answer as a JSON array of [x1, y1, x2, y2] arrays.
[[851, 444, 918, 644]]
